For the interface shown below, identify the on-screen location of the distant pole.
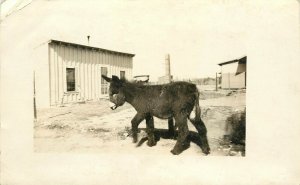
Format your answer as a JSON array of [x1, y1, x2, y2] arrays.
[[33, 71, 37, 121], [215, 72, 218, 91], [228, 72, 230, 90]]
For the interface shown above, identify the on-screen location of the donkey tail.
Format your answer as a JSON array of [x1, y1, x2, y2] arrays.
[[188, 90, 210, 155], [188, 91, 201, 122]]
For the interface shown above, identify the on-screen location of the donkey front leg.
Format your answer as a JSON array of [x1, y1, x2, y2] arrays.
[[145, 115, 156, 147], [131, 113, 145, 143], [171, 116, 190, 155]]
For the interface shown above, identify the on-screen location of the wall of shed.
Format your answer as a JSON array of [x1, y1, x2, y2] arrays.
[[221, 63, 246, 89], [49, 43, 133, 106]]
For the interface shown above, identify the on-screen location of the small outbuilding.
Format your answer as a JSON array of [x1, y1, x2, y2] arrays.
[[35, 39, 134, 107], [218, 56, 247, 89]]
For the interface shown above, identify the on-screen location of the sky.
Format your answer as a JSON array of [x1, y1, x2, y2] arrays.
[[1, 0, 247, 81]]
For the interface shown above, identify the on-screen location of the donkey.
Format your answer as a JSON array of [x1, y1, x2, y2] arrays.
[[102, 75, 210, 155]]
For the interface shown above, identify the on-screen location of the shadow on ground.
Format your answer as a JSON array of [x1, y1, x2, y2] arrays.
[[136, 128, 245, 156], [136, 128, 210, 155]]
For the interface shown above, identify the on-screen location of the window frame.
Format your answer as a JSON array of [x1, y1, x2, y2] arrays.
[[66, 67, 76, 92], [100, 65, 110, 95], [120, 70, 126, 80]]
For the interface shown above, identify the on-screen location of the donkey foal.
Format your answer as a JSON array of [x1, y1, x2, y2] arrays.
[[102, 75, 210, 155]]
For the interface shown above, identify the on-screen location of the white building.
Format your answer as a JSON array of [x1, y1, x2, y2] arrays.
[[35, 40, 134, 107]]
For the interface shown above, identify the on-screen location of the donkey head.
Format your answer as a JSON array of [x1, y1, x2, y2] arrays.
[[102, 75, 126, 110]]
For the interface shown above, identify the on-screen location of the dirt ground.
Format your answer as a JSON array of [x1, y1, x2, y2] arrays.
[[34, 91, 246, 156]]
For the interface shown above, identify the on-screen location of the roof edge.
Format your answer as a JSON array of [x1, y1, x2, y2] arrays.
[[218, 55, 247, 66], [48, 39, 135, 57]]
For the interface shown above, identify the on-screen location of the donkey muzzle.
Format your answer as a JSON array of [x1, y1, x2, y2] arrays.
[[109, 102, 118, 110]]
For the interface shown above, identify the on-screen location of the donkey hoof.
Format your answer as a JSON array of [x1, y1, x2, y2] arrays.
[[170, 149, 181, 155], [203, 148, 210, 155], [132, 137, 138, 143], [200, 143, 210, 155], [147, 140, 156, 147]]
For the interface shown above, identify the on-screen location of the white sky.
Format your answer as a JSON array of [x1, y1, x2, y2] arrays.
[[1, 0, 247, 81]]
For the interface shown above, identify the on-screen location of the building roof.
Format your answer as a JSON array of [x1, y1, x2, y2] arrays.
[[133, 75, 150, 78], [218, 56, 247, 66], [48, 39, 135, 57]]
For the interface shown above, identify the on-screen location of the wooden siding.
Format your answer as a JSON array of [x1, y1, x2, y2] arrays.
[[49, 43, 133, 106], [221, 72, 246, 89]]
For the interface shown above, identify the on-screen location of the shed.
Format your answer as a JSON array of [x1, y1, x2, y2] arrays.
[[218, 56, 247, 89], [35, 39, 134, 107]]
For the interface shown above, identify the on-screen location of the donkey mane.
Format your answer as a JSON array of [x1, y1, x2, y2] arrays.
[[122, 78, 165, 89]]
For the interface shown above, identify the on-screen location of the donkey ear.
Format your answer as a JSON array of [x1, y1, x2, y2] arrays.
[[112, 75, 120, 82], [101, 75, 111, 82]]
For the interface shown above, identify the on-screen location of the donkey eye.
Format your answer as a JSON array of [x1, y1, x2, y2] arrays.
[[110, 90, 119, 96], [112, 90, 119, 95]]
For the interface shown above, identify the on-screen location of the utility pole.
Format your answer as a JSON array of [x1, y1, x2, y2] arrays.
[[215, 72, 218, 91], [33, 71, 37, 121]]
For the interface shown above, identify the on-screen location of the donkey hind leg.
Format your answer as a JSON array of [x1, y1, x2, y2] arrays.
[[189, 118, 210, 155], [168, 118, 176, 138], [171, 116, 190, 155], [131, 113, 145, 143], [145, 115, 156, 147]]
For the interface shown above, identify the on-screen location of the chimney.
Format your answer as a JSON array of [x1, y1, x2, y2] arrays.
[[165, 54, 171, 77]]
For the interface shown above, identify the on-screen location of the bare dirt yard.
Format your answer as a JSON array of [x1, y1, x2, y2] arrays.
[[34, 90, 246, 156]]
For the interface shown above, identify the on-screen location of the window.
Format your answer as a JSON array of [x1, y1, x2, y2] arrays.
[[120, 71, 125, 79], [66, 68, 76, 91], [101, 67, 108, 94]]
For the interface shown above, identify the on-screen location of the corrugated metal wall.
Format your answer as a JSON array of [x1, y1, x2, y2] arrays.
[[221, 72, 246, 89], [49, 42, 133, 106]]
